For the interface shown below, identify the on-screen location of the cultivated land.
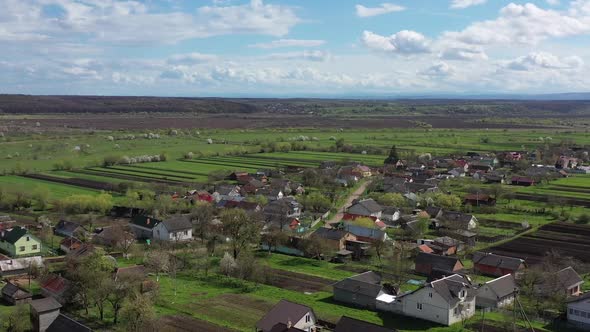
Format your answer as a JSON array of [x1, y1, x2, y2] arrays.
[[1, 98, 590, 332]]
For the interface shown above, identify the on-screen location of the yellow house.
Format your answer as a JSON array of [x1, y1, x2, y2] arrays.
[[0, 227, 42, 257]]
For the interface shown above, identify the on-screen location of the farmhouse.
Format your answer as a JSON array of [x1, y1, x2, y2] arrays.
[[255, 299, 317, 332], [567, 293, 590, 330], [0, 226, 42, 257], [332, 271, 386, 309], [538, 266, 584, 297], [311, 228, 356, 252], [263, 198, 301, 230], [396, 274, 476, 326], [59, 237, 82, 254], [346, 199, 382, 219], [472, 252, 526, 277], [1, 281, 32, 305], [129, 215, 162, 239], [511, 176, 535, 186], [476, 274, 518, 309], [0, 256, 43, 277], [436, 211, 478, 231], [93, 227, 135, 248], [40, 274, 72, 304], [429, 236, 463, 256], [343, 223, 388, 243], [54, 220, 85, 238], [334, 316, 397, 332], [212, 185, 242, 202], [152, 215, 193, 242], [414, 252, 463, 277]]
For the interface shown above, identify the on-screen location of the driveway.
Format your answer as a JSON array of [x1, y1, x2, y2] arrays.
[[326, 179, 373, 226]]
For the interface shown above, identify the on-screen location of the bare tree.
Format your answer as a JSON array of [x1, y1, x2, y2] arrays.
[[221, 209, 261, 259], [144, 250, 170, 282]]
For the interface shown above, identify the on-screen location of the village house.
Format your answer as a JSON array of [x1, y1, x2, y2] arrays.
[[435, 211, 478, 231], [2, 281, 32, 305], [537, 266, 584, 297], [256, 187, 284, 201], [567, 293, 590, 330], [54, 220, 85, 238], [59, 237, 82, 254], [255, 299, 317, 332], [0, 256, 43, 277], [0, 226, 42, 257], [472, 252, 526, 277], [380, 207, 401, 226], [242, 179, 265, 195], [152, 215, 193, 242], [463, 193, 496, 206], [476, 274, 518, 309], [343, 223, 388, 243], [556, 156, 579, 169], [334, 316, 397, 332], [212, 184, 242, 202], [511, 176, 535, 186], [30, 297, 91, 332], [395, 274, 476, 326], [346, 199, 382, 220], [218, 200, 262, 213], [263, 198, 301, 230], [333, 271, 388, 309], [429, 236, 463, 256], [129, 215, 162, 239], [311, 228, 356, 252], [93, 226, 136, 248], [40, 274, 72, 304], [414, 252, 464, 277], [185, 190, 213, 203]]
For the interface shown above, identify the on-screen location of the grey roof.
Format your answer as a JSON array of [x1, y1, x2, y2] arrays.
[[425, 206, 443, 218], [335, 316, 397, 332], [556, 266, 583, 288], [431, 274, 474, 306], [438, 211, 475, 229], [472, 252, 524, 272], [381, 206, 400, 215], [434, 236, 462, 247], [343, 224, 385, 241], [256, 300, 313, 332], [55, 220, 82, 234], [1, 282, 32, 300], [347, 199, 382, 216], [482, 274, 518, 299], [31, 297, 62, 313], [415, 252, 462, 273], [333, 271, 383, 298], [312, 227, 350, 241], [47, 314, 93, 332], [162, 215, 192, 231]]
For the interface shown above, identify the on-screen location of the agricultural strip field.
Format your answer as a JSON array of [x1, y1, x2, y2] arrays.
[[0, 175, 106, 199], [490, 223, 590, 268]]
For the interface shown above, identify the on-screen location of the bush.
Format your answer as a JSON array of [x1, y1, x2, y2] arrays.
[[576, 214, 590, 224]]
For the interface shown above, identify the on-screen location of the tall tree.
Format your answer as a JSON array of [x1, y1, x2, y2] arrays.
[[121, 294, 156, 332], [221, 209, 261, 259], [384, 145, 400, 164], [190, 201, 215, 243]]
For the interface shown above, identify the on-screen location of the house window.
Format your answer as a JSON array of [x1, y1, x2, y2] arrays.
[[417, 303, 423, 310], [429, 292, 433, 298], [454, 307, 459, 315], [32, 245, 38, 250], [569, 308, 574, 315], [582, 311, 587, 318], [460, 290, 466, 298], [26, 236, 30, 241], [19, 246, 25, 252], [184, 230, 188, 236], [574, 310, 580, 316], [305, 314, 310, 323]]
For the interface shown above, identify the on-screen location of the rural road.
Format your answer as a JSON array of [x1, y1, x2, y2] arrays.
[[326, 179, 373, 226]]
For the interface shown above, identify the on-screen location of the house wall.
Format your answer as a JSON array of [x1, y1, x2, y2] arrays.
[[333, 288, 377, 309], [293, 311, 317, 332], [448, 297, 476, 326], [1, 234, 41, 257], [568, 301, 590, 328], [401, 287, 452, 325], [153, 223, 192, 242], [476, 286, 515, 308], [129, 224, 154, 239], [474, 264, 516, 277], [33, 309, 60, 332]]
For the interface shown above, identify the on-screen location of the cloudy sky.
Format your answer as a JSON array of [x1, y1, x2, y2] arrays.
[[1, 0, 590, 96]]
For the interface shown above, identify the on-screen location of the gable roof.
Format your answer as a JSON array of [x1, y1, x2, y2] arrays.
[[312, 227, 350, 241], [55, 220, 82, 234], [343, 224, 386, 241], [415, 252, 462, 273], [430, 274, 474, 306], [333, 271, 383, 298], [31, 297, 62, 313], [1, 282, 32, 300], [41, 274, 71, 295], [256, 300, 313, 331], [131, 215, 161, 229], [0, 226, 29, 244], [161, 215, 192, 231], [47, 314, 93, 332], [348, 199, 382, 216], [482, 274, 517, 299], [556, 266, 583, 288], [472, 252, 524, 272], [335, 316, 397, 332]]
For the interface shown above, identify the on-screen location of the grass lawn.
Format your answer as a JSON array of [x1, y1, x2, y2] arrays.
[[259, 253, 355, 281]]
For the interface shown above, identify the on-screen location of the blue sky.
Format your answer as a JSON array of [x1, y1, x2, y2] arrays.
[[1, 0, 590, 96]]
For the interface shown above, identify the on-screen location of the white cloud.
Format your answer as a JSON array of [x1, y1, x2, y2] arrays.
[[439, 45, 488, 61], [361, 30, 430, 55], [265, 50, 333, 62], [450, 0, 487, 9], [504, 52, 584, 71], [355, 3, 405, 18], [167, 53, 218, 65], [421, 62, 455, 77], [442, 2, 590, 46], [249, 39, 325, 49]]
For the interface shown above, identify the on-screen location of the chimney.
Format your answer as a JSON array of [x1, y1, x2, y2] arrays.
[[287, 319, 292, 328]]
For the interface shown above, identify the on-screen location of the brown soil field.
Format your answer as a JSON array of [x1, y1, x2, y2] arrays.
[[266, 268, 333, 293], [160, 315, 237, 332], [7, 114, 551, 130]]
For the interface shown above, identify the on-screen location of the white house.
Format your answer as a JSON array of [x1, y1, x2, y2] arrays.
[[152, 216, 193, 242], [568, 293, 590, 330], [476, 274, 518, 309], [256, 299, 317, 332], [396, 274, 476, 326]]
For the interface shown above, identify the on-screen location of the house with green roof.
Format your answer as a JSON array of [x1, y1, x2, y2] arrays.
[[0, 226, 42, 257]]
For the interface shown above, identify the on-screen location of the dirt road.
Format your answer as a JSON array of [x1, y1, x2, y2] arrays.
[[326, 179, 373, 226]]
